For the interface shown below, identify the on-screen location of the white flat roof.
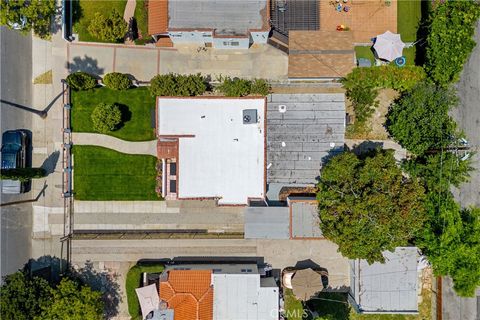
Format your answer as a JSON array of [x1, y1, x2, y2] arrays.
[[157, 97, 265, 205], [212, 274, 279, 320]]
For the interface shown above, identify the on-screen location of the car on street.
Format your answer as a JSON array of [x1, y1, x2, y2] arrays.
[[1, 130, 28, 194]]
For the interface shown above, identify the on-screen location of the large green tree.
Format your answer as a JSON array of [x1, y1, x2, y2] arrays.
[[425, 0, 480, 85], [0, 271, 52, 320], [1, 271, 104, 319], [317, 149, 426, 263], [420, 193, 480, 297], [387, 82, 458, 156], [42, 278, 104, 320], [405, 151, 480, 297], [0, 0, 56, 39]]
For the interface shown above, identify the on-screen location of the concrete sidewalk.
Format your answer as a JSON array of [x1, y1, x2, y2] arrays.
[[73, 201, 244, 232], [72, 132, 157, 156]]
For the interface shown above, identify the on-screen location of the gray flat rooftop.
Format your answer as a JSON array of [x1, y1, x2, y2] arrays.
[[353, 247, 419, 313], [267, 94, 345, 185], [168, 0, 267, 35], [244, 207, 290, 239], [290, 200, 322, 238]]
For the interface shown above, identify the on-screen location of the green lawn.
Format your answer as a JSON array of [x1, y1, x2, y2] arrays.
[[73, 146, 159, 200], [126, 264, 164, 319], [397, 0, 422, 42], [284, 289, 305, 320], [73, 0, 127, 43], [71, 87, 156, 142], [134, 0, 150, 45], [355, 46, 416, 66]]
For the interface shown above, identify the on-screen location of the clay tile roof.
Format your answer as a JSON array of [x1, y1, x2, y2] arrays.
[[148, 0, 168, 35], [159, 270, 213, 320]]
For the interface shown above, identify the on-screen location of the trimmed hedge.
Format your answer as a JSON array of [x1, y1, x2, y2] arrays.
[[216, 77, 270, 97], [0, 168, 46, 182], [149, 73, 207, 96], [91, 103, 122, 133], [103, 72, 132, 90], [66, 72, 97, 91]]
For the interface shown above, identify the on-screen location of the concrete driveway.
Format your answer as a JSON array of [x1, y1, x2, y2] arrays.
[[68, 42, 288, 82]]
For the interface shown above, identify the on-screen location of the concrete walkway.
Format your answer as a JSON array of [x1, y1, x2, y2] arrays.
[[72, 132, 157, 156], [123, 0, 136, 23]]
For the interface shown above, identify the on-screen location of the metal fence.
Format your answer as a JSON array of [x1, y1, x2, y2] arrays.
[[61, 80, 73, 265]]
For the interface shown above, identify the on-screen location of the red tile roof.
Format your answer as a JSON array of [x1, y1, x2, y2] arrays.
[[159, 270, 213, 320], [148, 0, 168, 35]]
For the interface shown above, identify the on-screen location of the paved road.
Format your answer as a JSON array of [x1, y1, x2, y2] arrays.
[[0, 27, 33, 277], [445, 21, 480, 320]]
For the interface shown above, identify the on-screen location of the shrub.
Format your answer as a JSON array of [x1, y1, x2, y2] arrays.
[[216, 77, 270, 97], [91, 103, 122, 133], [387, 82, 458, 156], [341, 65, 426, 125], [103, 72, 132, 90], [88, 9, 127, 42], [250, 79, 270, 96], [217, 77, 251, 97], [0, 168, 47, 182], [149, 73, 206, 96], [66, 72, 97, 91], [425, 1, 480, 85]]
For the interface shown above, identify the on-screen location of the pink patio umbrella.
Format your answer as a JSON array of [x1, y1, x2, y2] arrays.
[[373, 31, 405, 62]]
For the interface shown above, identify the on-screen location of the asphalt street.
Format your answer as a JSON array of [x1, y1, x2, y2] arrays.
[[445, 21, 480, 320], [0, 27, 34, 277]]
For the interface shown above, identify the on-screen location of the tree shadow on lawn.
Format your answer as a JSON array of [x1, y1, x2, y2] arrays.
[[116, 103, 132, 130], [24, 256, 122, 319]]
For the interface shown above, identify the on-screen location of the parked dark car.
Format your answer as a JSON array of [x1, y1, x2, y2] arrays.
[[1, 130, 28, 194]]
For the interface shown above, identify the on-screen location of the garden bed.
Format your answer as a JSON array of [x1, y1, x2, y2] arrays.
[[72, 146, 160, 200], [73, 0, 127, 43], [125, 263, 164, 320], [71, 87, 156, 142]]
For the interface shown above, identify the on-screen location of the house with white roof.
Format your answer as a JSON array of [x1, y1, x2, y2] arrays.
[[156, 97, 266, 205]]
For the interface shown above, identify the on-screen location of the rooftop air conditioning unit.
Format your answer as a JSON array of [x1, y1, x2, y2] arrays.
[[243, 109, 258, 124]]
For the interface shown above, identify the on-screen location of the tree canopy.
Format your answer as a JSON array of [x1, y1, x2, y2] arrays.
[[0, 271, 104, 319], [0, 271, 52, 320], [425, 0, 480, 85], [87, 9, 127, 43], [317, 149, 426, 263], [42, 278, 103, 320], [0, 0, 56, 38], [387, 82, 458, 156]]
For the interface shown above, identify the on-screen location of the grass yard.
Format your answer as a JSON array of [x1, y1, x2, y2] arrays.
[[71, 87, 156, 141], [72, 0, 127, 43], [283, 289, 305, 320], [355, 46, 416, 66], [73, 146, 159, 200], [126, 263, 164, 319], [134, 0, 150, 45], [397, 0, 422, 42]]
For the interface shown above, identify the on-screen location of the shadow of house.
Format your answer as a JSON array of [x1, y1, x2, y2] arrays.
[[23, 256, 121, 319], [348, 140, 384, 157], [68, 55, 105, 76]]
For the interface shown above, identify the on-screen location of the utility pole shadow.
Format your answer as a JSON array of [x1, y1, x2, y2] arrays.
[[0, 89, 65, 119]]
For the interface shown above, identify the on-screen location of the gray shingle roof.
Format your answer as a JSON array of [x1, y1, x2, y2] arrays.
[[168, 0, 267, 35], [267, 94, 345, 185]]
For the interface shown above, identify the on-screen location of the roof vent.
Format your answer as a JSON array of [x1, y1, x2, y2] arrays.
[[243, 109, 258, 124], [279, 105, 287, 113]]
